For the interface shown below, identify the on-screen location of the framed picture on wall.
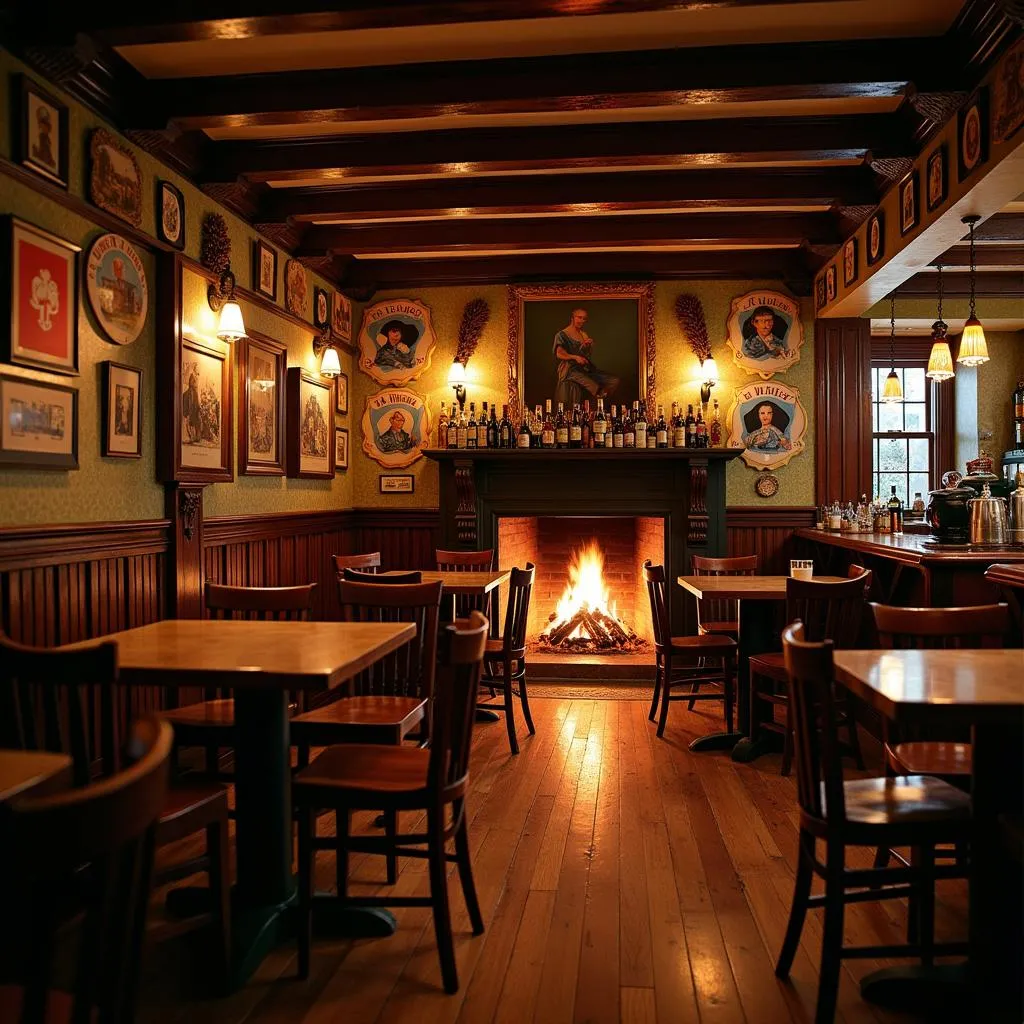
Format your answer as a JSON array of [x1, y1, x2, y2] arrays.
[[1, 217, 80, 375], [335, 370, 349, 414], [824, 264, 837, 303], [898, 171, 919, 235], [379, 474, 414, 494], [239, 331, 286, 476], [313, 286, 330, 330], [156, 181, 185, 250], [101, 361, 142, 458], [926, 145, 947, 213], [15, 76, 68, 189], [253, 240, 277, 300], [331, 291, 352, 345], [0, 373, 78, 470], [866, 211, 885, 265], [88, 128, 143, 227], [957, 90, 988, 182], [286, 367, 334, 478], [335, 427, 349, 471], [842, 238, 857, 287]]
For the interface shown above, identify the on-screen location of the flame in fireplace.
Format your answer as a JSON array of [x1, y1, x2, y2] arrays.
[[542, 540, 623, 640]]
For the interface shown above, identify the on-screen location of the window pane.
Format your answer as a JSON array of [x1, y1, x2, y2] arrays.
[[878, 402, 903, 431], [879, 437, 907, 471], [872, 399, 879, 431], [879, 473, 908, 506], [910, 473, 931, 504], [904, 403, 926, 431], [904, 367, 926, 401], [909, 437, 930, 471]]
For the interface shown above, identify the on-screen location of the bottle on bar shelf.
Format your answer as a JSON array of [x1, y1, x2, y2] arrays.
[[542, 400, 555, 448], [603, 405, 615, 447], [517, 410, 531, 448], [709, 399, 722, 448], [488, 403, 499, 448], [593, 397, 608, 447], [887, 485, 904, 535], [437, 400, 449, 448], [695, 406, 707, 448], [635, 399, 648, 449], [581, 399, 592, 448], [686, 404, 697, 447], [467, 402, 479, 449], [622, 403, 635, 448], [1015, 379, 1024, 448], [455, 406, 468, 449], [611, 405, 624, 448], [656, 404, 668, 448], [555, 402, 569, 448], [478, 402, 489, 448], [672, 402, 686, 448], [531, 404, 543, 448], [570, 403, 582, 448], [446, 404, 458, 449], [498, 404, 512, 448]]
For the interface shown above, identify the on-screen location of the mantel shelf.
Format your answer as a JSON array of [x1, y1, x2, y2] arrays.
[[424, 448, 741, 462]]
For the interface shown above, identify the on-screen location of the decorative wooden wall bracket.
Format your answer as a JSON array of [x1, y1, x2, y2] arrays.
[[165, 483, 206, 618], [688, 463, 709, 545], [453, 460, 478, 547]]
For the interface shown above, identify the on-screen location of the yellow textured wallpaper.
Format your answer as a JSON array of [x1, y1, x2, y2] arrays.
[[350, 280, 816, 508], [976, 331, 1024, 460]]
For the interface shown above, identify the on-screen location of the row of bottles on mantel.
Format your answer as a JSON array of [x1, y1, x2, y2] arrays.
[[817, 488, 926, 536], [436, 398, 724, 450]]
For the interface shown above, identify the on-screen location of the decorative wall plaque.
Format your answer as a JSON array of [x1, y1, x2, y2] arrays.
[[88, 128, 142, 227], [724, 289, 803, 380], [361, 388, 431, 469], [358, 298, 437, 386], [85, 233, 149, 345], [726, 380, 807, 471]]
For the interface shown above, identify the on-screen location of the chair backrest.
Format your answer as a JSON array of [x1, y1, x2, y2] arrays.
[[204, 581, 316, 620], [782, 623, 846, 827], [785, 571, 871, 647], [333, 551, 381, 576], [436, 548, 495, 571], [500, 563, 535, 657], [871, 602, 1011, 649], [431, 612, 488, 804], [690, 553, 758, 629], [337, 579, 443, 700], [0, 633, 120, 787], [342, 568, 422, 585], [642, 560, 671, 653], [0, 717, 172, 1024]]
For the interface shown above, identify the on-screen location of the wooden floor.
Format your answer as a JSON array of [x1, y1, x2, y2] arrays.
[[139, 698, 967, 1024]]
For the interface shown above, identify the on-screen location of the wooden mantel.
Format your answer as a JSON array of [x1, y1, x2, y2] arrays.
[[425, 447, 741, 635]]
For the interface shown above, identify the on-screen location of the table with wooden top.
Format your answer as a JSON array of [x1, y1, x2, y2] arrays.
[[65, 618, 415, 988], [676, 575, 846, 759], [0, 750, 72, 805], [833, 648, 1024, 1022]]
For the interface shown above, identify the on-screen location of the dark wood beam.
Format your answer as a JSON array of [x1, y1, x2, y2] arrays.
[[202, 115, 909, 184], [142, 39, 938, 132], [971, 213, 1024, 243], [932, 244, 1024, 268], [295, 212, 838, 256], [899, 270, 1024, 298]]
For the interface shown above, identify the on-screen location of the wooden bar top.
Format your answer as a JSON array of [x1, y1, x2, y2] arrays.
[[0, 750, 72, 804], [63, 619, 415, 692], [420, 569, 510, 595], [677, 574, 846, 601], [796, 528, 1024, 566]]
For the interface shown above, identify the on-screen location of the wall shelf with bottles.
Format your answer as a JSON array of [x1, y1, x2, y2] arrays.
[[424, 448, 741, 461]]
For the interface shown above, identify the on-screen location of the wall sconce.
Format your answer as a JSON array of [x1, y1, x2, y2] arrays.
[[207, 268, 246, 342], [448, 358, 467, 411], [313, 329, 341, 377], [699, 356, 719, 404]]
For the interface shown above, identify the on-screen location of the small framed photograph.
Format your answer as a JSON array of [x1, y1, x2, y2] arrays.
[[824, 264, 837, 303], [16, 76, 68, 188], [239, 331, 286, 476], [335, 427, 349, 471], [958, 90, 988, 182], [1, 373, 78, 470], [156, 181, 185, 250], [2, 217, 80, 375], [287, 367, 334, 478], [253, 240, 277, 300], [102, 361, 142, 458], [866, 210, 885, 266], [899, 172, 919, 235], [925, 145, 947, 213], [332, 291, 352, 345], [842, 237, 857, 287], [815, 275, 826, 310], [313, 286, 330, 330], [993, 38, 1024, 143], [335, 370, 349, 414], [379, 474, 414, 494]]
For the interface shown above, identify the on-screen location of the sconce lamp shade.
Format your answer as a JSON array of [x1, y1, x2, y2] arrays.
[[956, 316, 989, 366], [447, 359, 467, 386], [216, 300, 247, 342], [701, 356, 719, 384], [319, 345, 341, 378], [926, 340, 955, 381], [881, 368, 903, 403]]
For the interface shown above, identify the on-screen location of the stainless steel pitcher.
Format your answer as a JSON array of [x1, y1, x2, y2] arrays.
[[968, 481, 1008, 544], [1010, 471, 1024, 544]]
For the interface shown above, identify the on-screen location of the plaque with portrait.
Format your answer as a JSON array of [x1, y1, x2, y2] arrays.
[[358, 298, 437, 386], [725, 290, 803, 381], [727, 380, 807, 472], [361, 388, 431, 470]]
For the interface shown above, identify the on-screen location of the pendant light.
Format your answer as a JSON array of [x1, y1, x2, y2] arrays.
[[881, 294, 903, 403], [926, 263, 955, 381], [957, 214, 989, 367]]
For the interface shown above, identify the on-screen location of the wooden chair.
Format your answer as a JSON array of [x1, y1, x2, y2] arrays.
[[163, 581, 317, 778], [643, 561, 736, 738], [776, 623, 971, 1024], [690, 553, 758, 639], [290, 578, 443, 884], [333, 551, 382, 576], [293, 612, 490, 993], [0, 634, 232, 989], [478, 563, 536, 754], [0, 717, 172, 1024], [749, 566, 870, 775], [436, 548, 496, 620]]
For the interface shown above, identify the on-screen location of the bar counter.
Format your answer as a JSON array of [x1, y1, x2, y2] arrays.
[[794, 527, 1024, 606]]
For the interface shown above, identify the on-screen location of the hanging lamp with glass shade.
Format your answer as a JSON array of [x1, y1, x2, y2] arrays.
[[957, 214, 989, 367], [881, 294, 903, 403], [926, 263, 955, 381]]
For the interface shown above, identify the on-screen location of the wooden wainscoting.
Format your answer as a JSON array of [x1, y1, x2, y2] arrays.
[[726, 506, 817, 575], [348, 508, 441, 572]]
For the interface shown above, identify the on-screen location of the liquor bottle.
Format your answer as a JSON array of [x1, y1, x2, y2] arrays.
[[499, 405, 512, 448], [686, 404, 697, 447], [621, 403, 634, 448], [887, 485, 904, 535], [1015, 379, 1024, 448], [488, 403, 499, 448], [531, 404, 543, 448], [635, 400, 648, 449], [466, 403, 478, 449], [695, 407, 707, 448], [603, 405, 615, 447], [446, 405, 458, 449], [455, 408, 468, 450], [612, 405, 624, 448], [436, 400, 448, 448], [517, 411, 531, 448], [542, 399, 555, 448], [672, 402, 686, 448], [656, 404, 668, 448], [569, 404, 582, 448], [581, 399, 592, 449], [709, 399, 723, 448], [555, 402, 569, 448], [593, 397, 608, 447], [477, 402, 489, 448]]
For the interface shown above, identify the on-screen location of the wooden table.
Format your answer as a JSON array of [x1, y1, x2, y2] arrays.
[[0, 750, 72, 804], [419, 569, 510, 598], [676, 575, 845, 759], [65, 618, 415, 988], [833, 648, 1024, 1022]]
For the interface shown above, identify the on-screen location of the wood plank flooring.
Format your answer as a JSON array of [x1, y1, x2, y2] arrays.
[[139, 698, 967, 1024]]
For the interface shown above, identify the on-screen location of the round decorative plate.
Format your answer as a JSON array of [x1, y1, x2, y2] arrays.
[[754, 472, 779, 498], [85, 233, 148, 345]]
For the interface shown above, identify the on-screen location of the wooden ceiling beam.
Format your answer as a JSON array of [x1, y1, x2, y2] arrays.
[[898, 270, 1024, 298], [201, 115, 911, 183], [932, 244, 1024, 268]]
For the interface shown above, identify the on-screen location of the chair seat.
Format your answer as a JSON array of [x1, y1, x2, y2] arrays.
[[163, 698, 235, 729], [698, 620, 739, 637], [157, 781, 229, 844], [826, 775, 971, 828], [669, 634, 736, 652], [888, 741, 972, 779], [294, 743, 430, 806], [291, 695, 427, 745], [748, 651, 787, 680], [484, 637, 504, 654]]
